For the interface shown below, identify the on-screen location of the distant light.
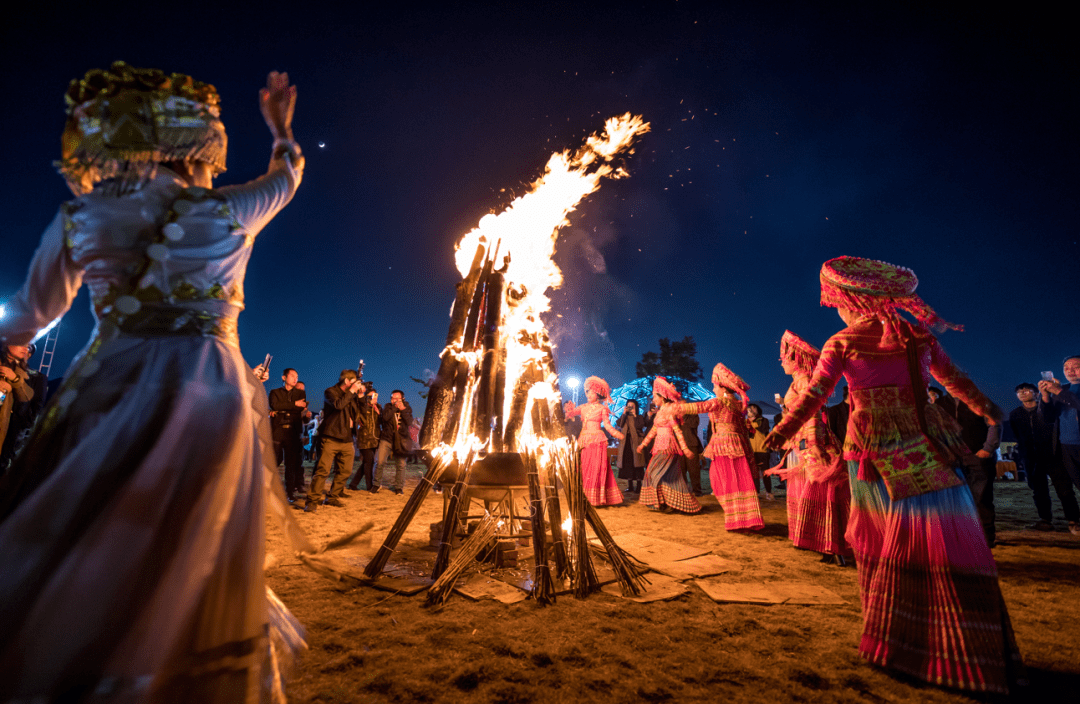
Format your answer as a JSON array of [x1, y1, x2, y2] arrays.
[[0, 303, 5, 319], [318, 141, 326, 149], [566, 377, 580, 389]]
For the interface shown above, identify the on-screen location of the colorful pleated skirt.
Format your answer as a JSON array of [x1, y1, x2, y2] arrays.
[[707, 455, 763, 530], [581, 442, 623, 506], [641, 451, 701, 514], [792, 473, 852, 556], [846, 461, 1023, 693], [784, 450, 806, 539]]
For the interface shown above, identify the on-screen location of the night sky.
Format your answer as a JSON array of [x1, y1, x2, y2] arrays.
[[1, 2, 1075, 416]]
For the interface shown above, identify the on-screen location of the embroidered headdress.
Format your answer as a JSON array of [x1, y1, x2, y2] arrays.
[[711, 362, 750, 410], [57, 61, 228, 195], [652, 376, 681, 403], [819, 257, 961, 340], [583, 375, 610, 399], [780, 330, 821, 378]]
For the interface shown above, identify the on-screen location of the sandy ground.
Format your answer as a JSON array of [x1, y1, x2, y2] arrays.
[[266, 461, 1080, 703]]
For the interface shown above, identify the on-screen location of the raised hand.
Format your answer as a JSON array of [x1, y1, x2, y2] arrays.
[[260, 71, 296, 142]]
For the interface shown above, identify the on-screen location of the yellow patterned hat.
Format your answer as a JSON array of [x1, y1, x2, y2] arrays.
[[56, 62, 227, 194]]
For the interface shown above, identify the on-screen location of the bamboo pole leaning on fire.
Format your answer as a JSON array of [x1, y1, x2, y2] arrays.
[[542, 450, 570, 580], [584, 503, 650, 596], [525, 450, 556, 605], [363, 452, 454, 579], [426, 511, 501, 607], [430, 448, 478, 580], [557, 441, 599, 598]]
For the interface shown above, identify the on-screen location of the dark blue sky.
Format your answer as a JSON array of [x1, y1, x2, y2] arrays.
[[1, 2, 1075, 413]]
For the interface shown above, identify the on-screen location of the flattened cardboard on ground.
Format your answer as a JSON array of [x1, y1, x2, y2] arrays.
[[594, 533, 712, 564], [454, 572, 529, 604], [601, 572, 687, 603], [694, 579, 844, 605], [338, 553, 435, 595], [649, 553, 735, 580]]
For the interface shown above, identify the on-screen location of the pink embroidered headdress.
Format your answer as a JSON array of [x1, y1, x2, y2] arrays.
[[583, 376, 610, 399], [652, 376, 681, 403], [819, 256, 962, 342], [780, 330, 821, 377], [711, 362, 750, 410]]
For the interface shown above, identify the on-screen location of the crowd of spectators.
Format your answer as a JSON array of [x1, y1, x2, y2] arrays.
[[4, 349, 1078, 540]]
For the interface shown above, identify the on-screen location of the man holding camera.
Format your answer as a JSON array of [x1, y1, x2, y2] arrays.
[[300, 370, 364, 512], [269, 367, 307, 500], [0, 344, 36, 473], [374, 389, 413, 495]]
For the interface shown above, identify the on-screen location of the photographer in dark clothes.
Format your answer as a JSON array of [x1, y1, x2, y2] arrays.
[[0, 344, 45, 472], [374, 390, 413, 495], [1010, 382, 1079, 531], [348, 388, 381, 492], [268, 367, 307, 500], [300, 370, 364, 512]]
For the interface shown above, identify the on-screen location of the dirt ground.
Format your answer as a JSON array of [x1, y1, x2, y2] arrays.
[[266, 462, 1080, 703]]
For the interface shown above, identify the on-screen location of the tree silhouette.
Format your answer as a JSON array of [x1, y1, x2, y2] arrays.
[[635, 336, 703, 380]]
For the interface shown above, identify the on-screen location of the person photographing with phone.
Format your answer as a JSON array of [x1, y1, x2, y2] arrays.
[[1039, 356, 1080, 504]]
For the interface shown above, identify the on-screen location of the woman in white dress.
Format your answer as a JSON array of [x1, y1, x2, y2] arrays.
[[0, 63, 311, 703]]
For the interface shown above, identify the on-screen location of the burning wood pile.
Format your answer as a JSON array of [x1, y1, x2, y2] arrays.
[[364, 114, 651, 603]]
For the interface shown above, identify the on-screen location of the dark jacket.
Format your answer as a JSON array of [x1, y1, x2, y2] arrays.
[[615, 412, 648, 469], [936, 395, 1000, 456], [1040, 384, 1080, 452], [355, 397, 381, 449], [680, 412, 704, 453], [379, 400, 414, 454], [0, 362, 34, 451], [1009, 403, 1053, 463], [826, 401, 849, 444], [320, 384, 362, 443], [268, 386, 307, 442]]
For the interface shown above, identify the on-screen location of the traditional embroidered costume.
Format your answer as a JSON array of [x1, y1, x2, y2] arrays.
[[564, 376, 623, 506], [638, 377, 701, 514], [673, 363, 762, 530], [777, 331, 852, 557], [772, 257, 1022, 693], [0, 64, 310, 703]]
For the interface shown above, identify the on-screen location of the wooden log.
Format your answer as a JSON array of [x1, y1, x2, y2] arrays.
[[472, 270, 505, 442], [491, 347, 507, 453], [503, 362, 543, 451], [440, 255, 494, 445], [419, 243, 486, 449]]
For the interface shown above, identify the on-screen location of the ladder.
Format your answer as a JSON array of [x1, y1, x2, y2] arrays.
[[37, 323, 60, 377]]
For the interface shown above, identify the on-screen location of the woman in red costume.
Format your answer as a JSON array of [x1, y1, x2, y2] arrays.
[[638, 377, 701, 514], [671, 363, 762, 530], [766, 331, 852, 562], [766, 256, 1022, 694], [563, 376, 623, 506]]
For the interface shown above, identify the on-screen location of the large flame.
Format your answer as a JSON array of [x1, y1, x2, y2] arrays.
[[445, 113, 649, 443]]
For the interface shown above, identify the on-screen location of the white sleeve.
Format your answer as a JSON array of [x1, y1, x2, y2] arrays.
[[217, 139, 304, 237], [0, 208, 84, 346]]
